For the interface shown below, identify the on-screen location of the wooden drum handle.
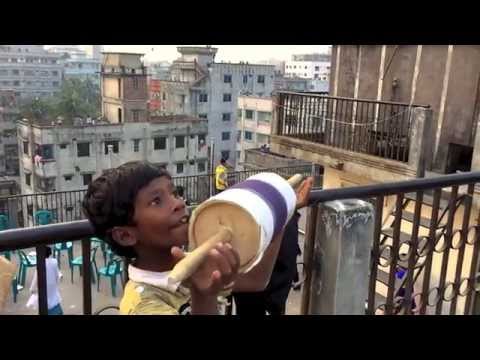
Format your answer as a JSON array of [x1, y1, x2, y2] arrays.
[[168, 226, 233, 286], [287, 174, 304, 188]]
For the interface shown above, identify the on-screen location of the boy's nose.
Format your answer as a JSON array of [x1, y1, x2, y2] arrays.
[[173, 196, 186, 212]]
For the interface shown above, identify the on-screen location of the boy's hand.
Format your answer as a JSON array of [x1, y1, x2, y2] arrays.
[[171, 242, 240, 296], [295, 176, 314, 209]]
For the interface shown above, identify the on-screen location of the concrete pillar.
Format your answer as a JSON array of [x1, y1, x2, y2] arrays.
[[408, 107, 433, 177], [307, 199, 374, 315]]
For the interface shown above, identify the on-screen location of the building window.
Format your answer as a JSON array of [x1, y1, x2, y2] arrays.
[[176, 163, 184, 174], [199, 113, 208, 120], [175, 136, 185, 149], [237, 109, 242, 118], [77, 142, 90, 157], [25, 173, 31, 187], [222, 132, 230, 141], [59, 144, 68, 149], [133, 77, 139, 89], [222, 113, 231, 121], [257, 75, 265, 84], [53, 81, 59, 87], [133, 139, 140, 152], [237, 130, 241, 142], [243, 75, 248, 84], [245, 131, 253, 141], [199, 93, 208, 103], [224, 74, 232, 83], [64, 175, 73, 181], [221, 151, 230, 161], [12, 70, 19, 75], [315, 66, 320, 71], [37, 144, 54, 160], [197, 161, 206, 173], [245, 110, 254, 120], [305, 66, 308, 69], [198, 134, 206, 148], [83, 174, 93, 186], [13, 81, 20, 86], [223, 93, 232, 102], [257, 111, 271, 123], [104, 140, 119, 154], [153, 137, 166, 150], [132, 110, 139, 122], [23, 141, 29, 155], [162, 92, 166, 100], [52, 71, 58, 76]]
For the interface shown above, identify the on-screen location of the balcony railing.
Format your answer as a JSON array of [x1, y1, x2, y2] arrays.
[[276, 91, 429, 163], [3, 166, 478, 315]]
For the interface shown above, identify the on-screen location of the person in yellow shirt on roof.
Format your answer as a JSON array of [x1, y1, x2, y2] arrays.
[[215, 158, 228, 194]]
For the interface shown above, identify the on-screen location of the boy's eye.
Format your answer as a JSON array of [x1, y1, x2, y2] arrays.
[[150, 196, 162, 206]]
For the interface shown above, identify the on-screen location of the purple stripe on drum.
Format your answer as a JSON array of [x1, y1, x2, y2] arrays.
[[230, 179, 288, 235]]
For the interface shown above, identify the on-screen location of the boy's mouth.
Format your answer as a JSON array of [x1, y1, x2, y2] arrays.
[[171, 214, 190, 229]]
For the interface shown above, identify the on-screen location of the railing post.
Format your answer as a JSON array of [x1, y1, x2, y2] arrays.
[[307, 199, 374, 314], [408, 107, 433, 177]]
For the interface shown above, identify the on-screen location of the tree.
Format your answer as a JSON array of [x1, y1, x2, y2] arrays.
[[19, 78, 101, 121]]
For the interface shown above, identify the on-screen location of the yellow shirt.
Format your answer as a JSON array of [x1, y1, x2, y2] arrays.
[[119, 265, 231, 315], [215, 164, 227, 190]]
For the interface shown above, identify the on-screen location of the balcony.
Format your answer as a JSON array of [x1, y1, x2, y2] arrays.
[[272, 92, 432, 182]]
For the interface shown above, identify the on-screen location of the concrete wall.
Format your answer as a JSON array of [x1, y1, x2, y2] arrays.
[[330, 45, 480, 173]]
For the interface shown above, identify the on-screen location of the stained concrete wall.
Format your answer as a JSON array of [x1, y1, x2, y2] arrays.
[[330, 45, 480, 173]]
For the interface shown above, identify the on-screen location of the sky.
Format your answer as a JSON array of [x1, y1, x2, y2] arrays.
[[100, 45, 331, 63]]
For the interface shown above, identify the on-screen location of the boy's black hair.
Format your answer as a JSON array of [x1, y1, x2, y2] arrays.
[[82, 161, 171, 259], [220, 158, 226, 165]]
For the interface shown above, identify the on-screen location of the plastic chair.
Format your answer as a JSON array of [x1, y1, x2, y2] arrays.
[[17, 250, 37, 287], [91, 237, 108, 266], [69, 246, 98, 284], [97, 257, 124, 297], [0, 214, 9, 230], [34, 210, 53, 226], [11, 276, 23, 303], [53, 242, 74, 269]]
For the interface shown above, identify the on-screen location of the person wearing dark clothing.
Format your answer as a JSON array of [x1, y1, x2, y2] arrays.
[[230, 211, 302, 315]]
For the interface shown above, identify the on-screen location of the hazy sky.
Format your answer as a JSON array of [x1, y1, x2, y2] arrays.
[[101, 45, 331, 63]]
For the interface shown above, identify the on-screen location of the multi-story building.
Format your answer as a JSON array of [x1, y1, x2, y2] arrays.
[[159, 46, 275, 166], [18, 52, 208, 197], [0, 90, 20, 177], [0, 45, 63, 100], [236, 96, 273, 167], [147, 61, 171, 80], [285, 53, 331, 81], [48, 45, 101, 85], [274, 75, 329, 93]]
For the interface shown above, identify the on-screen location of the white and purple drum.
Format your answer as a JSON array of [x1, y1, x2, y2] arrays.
[[188, 172, 297, 273]]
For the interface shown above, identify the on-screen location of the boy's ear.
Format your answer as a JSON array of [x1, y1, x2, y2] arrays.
[[111, 226, 137, 248]]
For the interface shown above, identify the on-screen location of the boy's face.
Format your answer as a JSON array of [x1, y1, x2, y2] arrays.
[[131, 176, 189, 250]]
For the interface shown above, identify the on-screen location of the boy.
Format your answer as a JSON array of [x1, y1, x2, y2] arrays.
[[83, 161, 312, 315], [29, 246, 63, 315]]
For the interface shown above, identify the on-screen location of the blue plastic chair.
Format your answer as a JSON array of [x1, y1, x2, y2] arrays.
[[53, 242, 74, 269], [17, 250, 36, 287], [70, 246, 98, 284], [91, 237, 108, 266], [34, 210, 53, 226], [0, 214, 9, 230], [97, 257, 124, 297]]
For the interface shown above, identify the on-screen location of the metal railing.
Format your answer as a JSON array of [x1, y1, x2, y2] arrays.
[[276, 91, 429, 163], [303, 171, 480, 315], [0, 164, 320, 315]]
